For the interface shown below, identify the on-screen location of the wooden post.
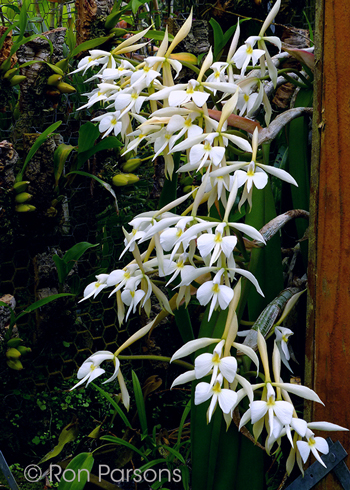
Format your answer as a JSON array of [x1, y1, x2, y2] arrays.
[[306, 0, 350, 487]]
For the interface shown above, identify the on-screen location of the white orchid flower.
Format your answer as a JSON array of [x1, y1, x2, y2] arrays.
[[195, 373, 237, 422], [197, 223, 237, 266], [107, 264, 140, 296], [79, 274, 109, 302], [189, 134, 225, 170], [70, 50, 115, 76], [240, 383, 294, 438], [195, 339, 237, 384], [99, 60, 135, 81], [233, 38, 265, 76], [196, 269, 234, 321], [121, 283, 145, 321], [296, 429, 329, 468], [71, 350, 118, 389], [91, 111, 123, 138]]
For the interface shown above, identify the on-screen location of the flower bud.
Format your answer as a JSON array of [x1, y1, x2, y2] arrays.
[[7, 359, 23, 370], [10, 75, 26, 86], [7, 338, 22, 348], [6, 348, 21, 359], [47, 74, 63, 86], [15, 204, 36, 212], [17, 346, 32, 355], [123, 173, 139, 185], [112, 174, 129, 186], [15, 192, 32, 203], [56, 82, 76, 94], [13, 181, 30, 193], [122, 158, 142, 172]]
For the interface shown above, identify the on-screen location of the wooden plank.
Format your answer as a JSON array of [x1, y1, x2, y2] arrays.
[[306, 0, 350, 488]]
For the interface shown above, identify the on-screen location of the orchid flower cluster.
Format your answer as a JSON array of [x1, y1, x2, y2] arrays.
[[70, 0, 347, 475]]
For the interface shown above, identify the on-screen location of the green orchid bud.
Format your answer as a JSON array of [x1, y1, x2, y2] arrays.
[[56, 82, 76, 94], [55, 58, 69, 72], [7, 338, 23, 348], [122, 158, 142, 172], [10, 75, 26, 86], [47, 74, 62, 86], [15, 192, 32, 203], [15, 204, 36, 212], [13, 181, 30, 193], [123, 173, 139, 185], [183, 185, 193, 193], [0, 57, 12, 73], [17, 346, 32, 355], [7, 359, 23, 370], [112, 174, 129, 186], [3, 67, 19, 80], [6, 348, 21, 359]]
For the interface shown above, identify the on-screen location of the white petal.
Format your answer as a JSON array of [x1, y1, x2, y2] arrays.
[[273, 383, 324, 405], [86, 367, 105, 386], [314, 437, 329, 454], [233, 342, 260, 372], [195, 353, 215, 378], [218, 389, 237, 413], [197, 282, 214, 306], [239, 407, 251, 430], [219, 357, 237, 383], [103, 357, 120, 384], [117, 370, 130, 411], [171, 370, 196, 388], [274, 400, 294, 425], [189, 144, 205, 164], [169, 90, 188, 106], [217, 285, 234, 310], [307, 422, 349, 432], [235, 373, 254, 403], [252, 170, 268, 190], [192, 91, 210, 107], [296, 441, 311, 464], [258, 163, 298, 186], [171, 337, 221, 362], [224, 133, 253, 152], [221, 235, 237, 257], [228, 222, 265, 243], [195, 382, 212, 405], [291, 418, 308, 437], [250, 400, 268, 424], [197, 233, 215, 258]]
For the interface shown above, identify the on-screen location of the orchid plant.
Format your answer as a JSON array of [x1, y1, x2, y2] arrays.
[[68, 2, 346, 487]]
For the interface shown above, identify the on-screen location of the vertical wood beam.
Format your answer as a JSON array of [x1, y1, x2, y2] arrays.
[[306, 0, 350, 487]]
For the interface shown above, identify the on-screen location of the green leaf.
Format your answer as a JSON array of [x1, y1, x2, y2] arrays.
[[70, 35, 114, 59], [11, 33, 54, 57], [54, 144, 76, 187], [91, 383, 132, 429], [0, 23, 19, 52], [243, 183, 283, 322], [287, 87, 313, 267], [63, 242, 99, 271], [66, 25, 76, 53], [141, 30, 174, 42], [100, 435, 148, 460], [15, 293, 75, 323], [57, 452, 94, 490], [132, 371, 148, 436], [39, 419, 79, 464], [77, 136, 122, 170], [18, 0, 29, 42], [158, 152, 181, 209], [209, 18, 223, 59], [17, 121, 62, 181], [46, 62, 64, 76], [77, 122, 100, 154], [66, 171, 118, 211], [52, 255, 68, 285], [130, 0, 149, 15]]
